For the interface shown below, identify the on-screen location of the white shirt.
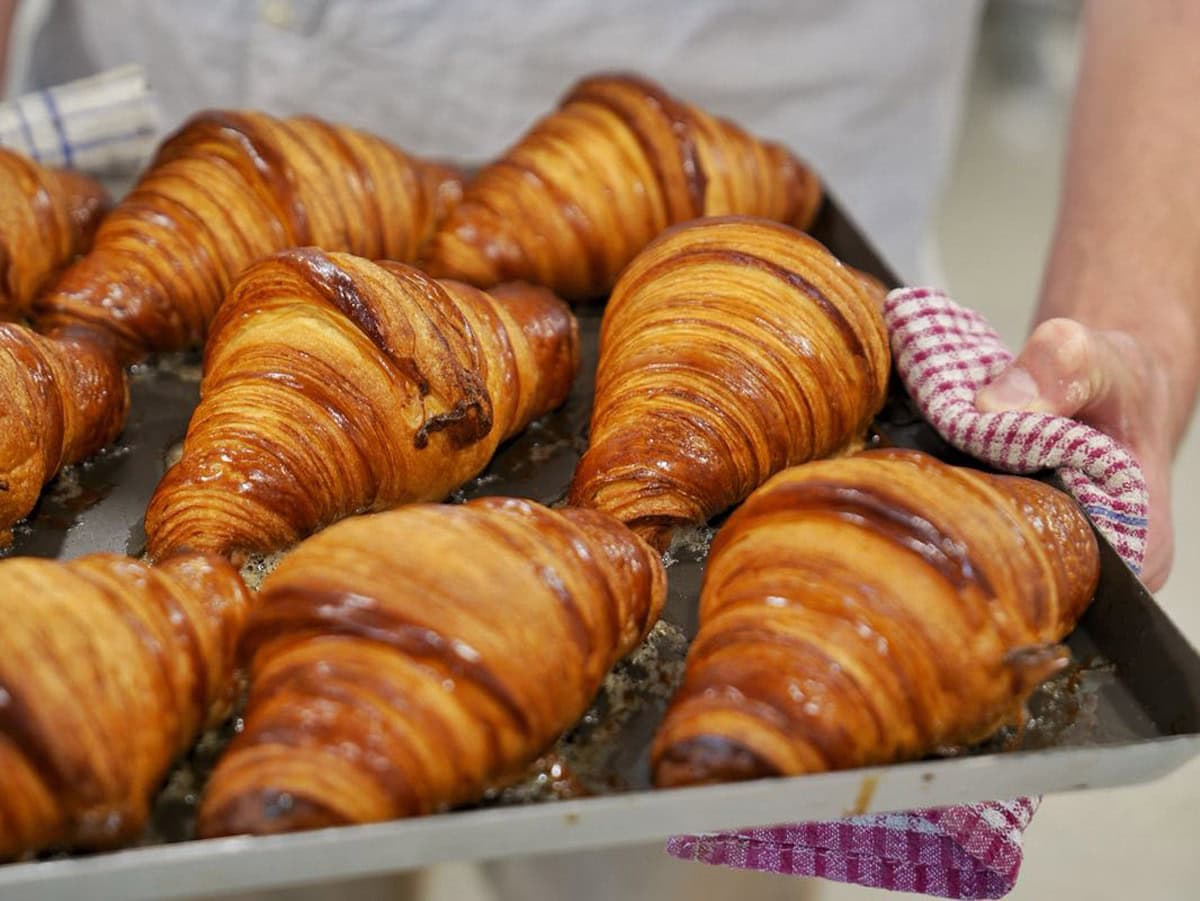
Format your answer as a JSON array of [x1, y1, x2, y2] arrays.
[[17, 0, 984, 280]]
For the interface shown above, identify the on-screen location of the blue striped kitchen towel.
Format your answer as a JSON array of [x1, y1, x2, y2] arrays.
[[0, 65, 161, 176]]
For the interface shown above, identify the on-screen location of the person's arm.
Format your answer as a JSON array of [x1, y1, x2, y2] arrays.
[[0, 0, 18, 96], [977, 0, 1200, 591]]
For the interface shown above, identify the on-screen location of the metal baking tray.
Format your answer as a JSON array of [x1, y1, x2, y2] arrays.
[[3, 199, 1199, 900]]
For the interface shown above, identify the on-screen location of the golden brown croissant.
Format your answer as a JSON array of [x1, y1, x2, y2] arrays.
[[144, 249, 579, 562], [426, 74, 822, 300], [33, 111, 463, 359], [0, 324, 128, 542], [651, 449, 1100, 787], [0, 552, 251, 857], [0, 148, 109, 320], [569, 216, 890, 550], [197, 497, 665, 836]]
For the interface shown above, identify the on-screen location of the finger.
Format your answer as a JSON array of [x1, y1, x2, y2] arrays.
[[974, 320, 1173, 587], [975, 318, 1119, 417]]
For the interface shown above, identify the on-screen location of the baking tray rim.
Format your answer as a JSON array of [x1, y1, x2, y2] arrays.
[[0, 733, 1194, 900]]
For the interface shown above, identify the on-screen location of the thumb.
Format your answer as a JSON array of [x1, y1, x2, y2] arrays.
[[975, 318, 1119, 417]]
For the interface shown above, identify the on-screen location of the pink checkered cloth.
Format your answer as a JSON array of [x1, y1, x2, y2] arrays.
[[669, 800, 1040, 899], [885, 288, 1147, 569], [666, 288, 1148, 899]]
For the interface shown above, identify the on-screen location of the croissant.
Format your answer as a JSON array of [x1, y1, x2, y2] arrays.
[[33, 111, 463, 359], [0, 552, 251, 857], [0, 324, 128, 542], [144, 249, 579, 562], [0, 148, 109, 320], [569, 216, 890, 550], [426, 74, 822, 300], [197, 497, 664, 836], [651, 449, 1101, 788]]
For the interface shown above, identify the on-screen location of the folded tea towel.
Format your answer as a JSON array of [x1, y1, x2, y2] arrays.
[[883, 287, 1146, 569], [0, 65, 160, 176]]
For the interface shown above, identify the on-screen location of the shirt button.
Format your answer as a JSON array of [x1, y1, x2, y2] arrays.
[[260, 0, 295, 28]]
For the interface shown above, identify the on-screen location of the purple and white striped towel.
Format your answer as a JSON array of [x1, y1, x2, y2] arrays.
[[668, 288, 1147, 899], [669, 799, 1040, 900]]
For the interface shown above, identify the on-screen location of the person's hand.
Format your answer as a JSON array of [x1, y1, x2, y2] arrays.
[[975, 318, 1173, 590]]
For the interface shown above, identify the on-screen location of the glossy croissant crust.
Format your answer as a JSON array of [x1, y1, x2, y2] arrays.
[[198, 497, 665, 836], [570, 217, 890, 550], [427, 73, 822, 300], [0, 147, 108, 321], [652, 449, 1100, 787], [34, 110, 463, 358], [0, 324, 128, 542], [145, 249, 579, 562], [0, 553, 250, 857]]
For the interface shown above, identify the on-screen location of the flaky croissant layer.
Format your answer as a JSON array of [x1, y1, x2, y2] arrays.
[[652, 449, 1100, 788], [570, 216, 890, 550], [0, 147, 109, 321], [198, 497, 665, 837], [34, 110, 462, 358], [0, 324, 128, 541], [145, 250, 579, 562], [427, 73, 822, 300], [0, 553, 251, 857]]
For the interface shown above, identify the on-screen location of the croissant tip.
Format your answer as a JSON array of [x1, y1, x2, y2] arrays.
[[628, 517, 679, 554], [198, 790, 350, 839], [653, 736, 781, 789], [1004, 643, 1071, 696], [145, 540, 236, 568]]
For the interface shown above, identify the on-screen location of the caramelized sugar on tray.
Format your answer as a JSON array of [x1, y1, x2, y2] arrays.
[[484, 619, 690, 805], [661, 525, 716, 570], [37, 452, 128, 520], [134, 353, 204, 385], [488, 754, 590, 805], [238, 551, 288, 592], [972, 656, 1118, 754], [144, 692, 247, 845]]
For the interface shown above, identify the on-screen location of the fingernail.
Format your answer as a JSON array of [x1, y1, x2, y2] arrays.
[[976, 366, 1039, 411]]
